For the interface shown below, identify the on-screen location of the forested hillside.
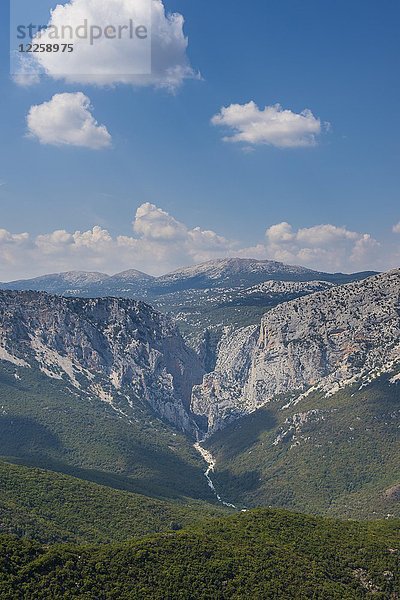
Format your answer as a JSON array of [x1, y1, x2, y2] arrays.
[[0, 509, 398, 599]]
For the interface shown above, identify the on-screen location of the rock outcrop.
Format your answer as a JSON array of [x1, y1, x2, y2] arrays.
[[0, 291, 204, 433], [191, 270, 400, 433]]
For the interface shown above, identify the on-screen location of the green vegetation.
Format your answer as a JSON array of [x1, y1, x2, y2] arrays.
[[207, 376, 400, 519], [0, 460, 229, 544], [0, 509, 398, 599], [0, 362, 212, 502], [0, 343, 399, 598]]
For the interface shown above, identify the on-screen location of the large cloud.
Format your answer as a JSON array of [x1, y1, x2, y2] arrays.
[[15, 0, 195, 90], [27, 93, 112, 149], [264, 222, 382, 272], [211, 102, 326, 148], [0, 206, 396, 281], [0, 204, 236, 280]]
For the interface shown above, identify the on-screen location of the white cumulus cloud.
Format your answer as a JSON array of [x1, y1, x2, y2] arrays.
[[0, 204, 236, 280], [27, 93, 112, 149], [211, 102, 326, 148], [15, 0, 196, 90], [0, 206, 397, 281], [133, 203, 188, 241], [393, 222, 400, 234], [264, 222, 381, 272]]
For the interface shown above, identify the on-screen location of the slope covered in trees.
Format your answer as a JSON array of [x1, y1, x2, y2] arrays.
[[0, 509, 398, 599]]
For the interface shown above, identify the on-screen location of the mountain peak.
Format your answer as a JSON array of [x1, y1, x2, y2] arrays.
[[111, 269, 155, 281], [165, 257, 316, 279]]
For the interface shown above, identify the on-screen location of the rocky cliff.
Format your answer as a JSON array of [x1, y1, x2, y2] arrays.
[[0, 291, 204, 433], [191, 269, 400, 433]]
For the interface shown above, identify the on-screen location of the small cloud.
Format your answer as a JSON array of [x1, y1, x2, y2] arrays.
[[241, 146, 256, 155], [211, 101, 327, 149], [12, 52, 42, 86], [26, 93, 112, 150], [393, 222, 400, 234], [13, 73, 41, 87]]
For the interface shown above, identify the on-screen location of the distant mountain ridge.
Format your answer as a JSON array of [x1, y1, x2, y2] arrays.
[[0, 258, 377, 297], [0, 268, 154, 296], [0, 260, 378, 367]]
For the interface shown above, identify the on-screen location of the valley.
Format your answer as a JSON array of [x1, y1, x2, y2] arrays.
[[0, 259, 399, 597]]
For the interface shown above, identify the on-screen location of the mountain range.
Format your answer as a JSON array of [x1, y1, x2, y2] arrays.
[[0, 261, 399, 516], [189, 269, 400, 516], [0, 258, 376, 296], [0, 258, 377, 371], [0, 258, 399, 596]]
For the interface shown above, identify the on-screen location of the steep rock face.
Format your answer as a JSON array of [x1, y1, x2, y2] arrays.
[[1, 261, 375, 364], [0, 291, 204, 433], [156, 280, 336, 370], [192, 326, 259, 432], [191, 270, 400, 433]]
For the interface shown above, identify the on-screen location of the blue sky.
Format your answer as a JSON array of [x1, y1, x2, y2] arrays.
[[0, 0, 399, 279]]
